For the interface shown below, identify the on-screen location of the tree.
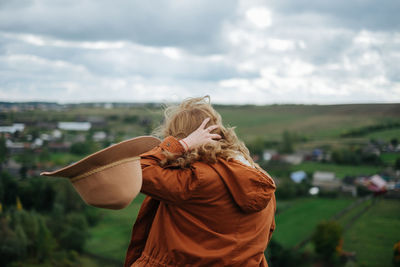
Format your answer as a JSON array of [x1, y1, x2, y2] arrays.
[[265, 239, 306, 267], [11, 210, 56, 262], [312, 220, 343, 263], [0, 134, 7, 166], [14, 224, 28, 258], [275, 179, 297, 199], [70, 140, 100, 156], [279, 130, 294, 153], [16, 196, 23, 211], [36, 216, 56, 262], [393, 241, 400, 267], [246, 137, 266, 158], [391, 138, 398, 148], [0, 217, 25, 266], [395, 158, 400, 171], [59, 213, 88, 252], [0, 171, 18, 209]]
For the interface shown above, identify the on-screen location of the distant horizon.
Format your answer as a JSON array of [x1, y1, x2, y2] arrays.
[[1, 100, 399, 106]]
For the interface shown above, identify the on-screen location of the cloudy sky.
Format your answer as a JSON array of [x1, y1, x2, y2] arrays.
[[0, 0, 399, 104]]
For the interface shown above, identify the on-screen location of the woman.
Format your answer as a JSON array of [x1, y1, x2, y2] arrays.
[[124, 96, 277, 266]]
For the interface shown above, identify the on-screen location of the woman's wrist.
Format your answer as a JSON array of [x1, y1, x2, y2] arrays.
[[179, 139, 190, 152]]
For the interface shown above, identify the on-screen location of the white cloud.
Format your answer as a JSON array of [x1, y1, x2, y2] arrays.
[[0, 0, 399, 104], [266, 38, 295, 51], [245, 7, 272, 29], [284, 58, 315, 76], [1, 32, 127, 50], [162, 47, 182, 60]]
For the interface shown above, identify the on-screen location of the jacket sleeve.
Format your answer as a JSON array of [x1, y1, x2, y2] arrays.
[[139, 136, 202, 204]]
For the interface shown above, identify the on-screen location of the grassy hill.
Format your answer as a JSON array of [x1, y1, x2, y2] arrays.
[[272, 197, 355, 248], [9, 103, 400, 144], [342, 198, 400, 267], [215, 103, 400, 142]]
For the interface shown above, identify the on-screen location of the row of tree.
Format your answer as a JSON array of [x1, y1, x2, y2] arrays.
[[0, 171, 101, 266], [340, 122, 400, 138]]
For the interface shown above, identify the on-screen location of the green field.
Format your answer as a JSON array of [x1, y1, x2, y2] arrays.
[[215, 104, 400, 142], [290, 162, 382, 178], [381, 152, 400, 166], [84, 194, 146, 263], [85, 196, 357, 261], [272, 197, 355, 248], [343, 198, 400, 267], [365, 128, 400, 142], [335, 197, 374, 227]]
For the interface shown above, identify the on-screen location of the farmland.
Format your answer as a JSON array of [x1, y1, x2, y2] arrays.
[[268, 197, 354, 248], [342, 198, 400, 267], [1, 102, 399, 266]]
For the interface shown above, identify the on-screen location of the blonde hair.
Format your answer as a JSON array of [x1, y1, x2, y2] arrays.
[[152, 95, 263, 171]]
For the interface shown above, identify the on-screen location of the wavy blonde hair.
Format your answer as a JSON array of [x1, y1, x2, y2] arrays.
[[152, 95, 263, 171]]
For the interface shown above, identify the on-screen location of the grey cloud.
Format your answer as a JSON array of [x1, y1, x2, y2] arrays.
[[0, 0, 238, 54], [0, 34, 245, 82], [0, 0, 399, 104], [269, 0, 400, 31]]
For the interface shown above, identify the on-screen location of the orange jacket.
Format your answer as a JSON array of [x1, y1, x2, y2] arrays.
[[124, 136, 277, 267]]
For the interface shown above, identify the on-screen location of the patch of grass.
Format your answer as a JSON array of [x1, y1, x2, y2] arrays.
[[365, 128, 400, 142], [215, 104, 400, 142], [273, 197, 354, 248], [84, 194, 146, 262], [335, 197, 374, 227], [343, 198, 400, 267], [290, 161, 383, 178], [276, 199, 299, 214], [380, 152, 399, 166]]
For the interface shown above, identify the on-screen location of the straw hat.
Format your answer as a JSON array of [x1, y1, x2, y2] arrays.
[[41, 136, 161, 210]]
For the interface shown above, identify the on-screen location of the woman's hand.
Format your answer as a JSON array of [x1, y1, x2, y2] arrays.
[[179, 118, 221, 151]]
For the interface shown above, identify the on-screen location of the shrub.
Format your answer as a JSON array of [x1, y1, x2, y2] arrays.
[[265, 239, 309, 267], [312, 220, 342, 263]]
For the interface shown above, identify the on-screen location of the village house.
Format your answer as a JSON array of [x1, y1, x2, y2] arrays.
[[341, 184, 357, 197], [6, 140, 28, 154], [312, 148, 324, 161], [58, 122, 91, 131], [367, 174, 387, 192], [0, 123, 25, 134], [32, 138, 44, 148], [51, 129, 62, 139], [262, 149, 277, 161], [312, 171, 342, 191], [281, 153, 303, 165], [296, 149, 313, 161], [93, 131, 107, 142], [290, 170, 307, 183], [362, 143, 381, 156], [262, 149, 283, 161]]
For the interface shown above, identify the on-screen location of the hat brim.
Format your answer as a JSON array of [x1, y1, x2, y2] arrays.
[[41, 135, 161, 209]]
